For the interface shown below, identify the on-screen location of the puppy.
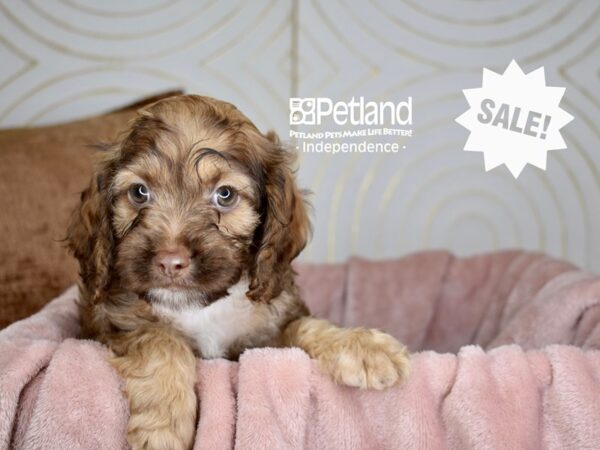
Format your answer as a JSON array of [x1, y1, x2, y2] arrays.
[[67, 95, 410, 450]]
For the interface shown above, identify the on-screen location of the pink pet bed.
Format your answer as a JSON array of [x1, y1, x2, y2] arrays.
[[2, 250, 600, 449]]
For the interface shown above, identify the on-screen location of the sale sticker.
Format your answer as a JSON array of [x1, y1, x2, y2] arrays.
[[456, 60, 573, 178]]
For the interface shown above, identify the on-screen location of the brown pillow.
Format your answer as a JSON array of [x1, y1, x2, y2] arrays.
[[0, 91, 182, 329]]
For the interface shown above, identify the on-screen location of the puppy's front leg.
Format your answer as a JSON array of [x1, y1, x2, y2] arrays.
[[282, 317, 410, 390], [110, 324, 197, 450]]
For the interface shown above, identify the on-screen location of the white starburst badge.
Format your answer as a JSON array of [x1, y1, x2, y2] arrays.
[[456, 60, 573, 178]]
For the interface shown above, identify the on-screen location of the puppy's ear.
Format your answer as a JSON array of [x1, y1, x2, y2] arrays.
[[247, 131, 311, 303], [67, 149, 117, 304]]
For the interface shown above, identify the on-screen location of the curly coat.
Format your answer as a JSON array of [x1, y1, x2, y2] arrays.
[[67, 95, 409, 450]]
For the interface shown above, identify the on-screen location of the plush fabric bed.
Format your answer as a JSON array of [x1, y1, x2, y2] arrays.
[[2, 250, 600, 449]]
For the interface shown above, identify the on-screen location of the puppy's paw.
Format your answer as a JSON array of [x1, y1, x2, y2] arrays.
[[110, 325, 198, 450], [127, 409, 196, 450], [318, 328, 410, 390]]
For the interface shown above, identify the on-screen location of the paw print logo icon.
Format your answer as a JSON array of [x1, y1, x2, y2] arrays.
[[290, 98, 316, 125]]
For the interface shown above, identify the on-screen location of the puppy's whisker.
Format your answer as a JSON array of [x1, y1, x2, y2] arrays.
[[121, 210, 145, 238]]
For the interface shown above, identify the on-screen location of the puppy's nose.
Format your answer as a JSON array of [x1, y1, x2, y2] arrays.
[[154, 247, 191, 278]]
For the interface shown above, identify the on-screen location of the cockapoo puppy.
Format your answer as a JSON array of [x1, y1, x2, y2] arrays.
[[67, 95, 410, 450]]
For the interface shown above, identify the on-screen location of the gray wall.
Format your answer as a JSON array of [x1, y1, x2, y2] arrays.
[[1, 0, 599, 269]]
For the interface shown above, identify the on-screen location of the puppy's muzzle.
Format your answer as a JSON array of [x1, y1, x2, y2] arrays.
[[153, 246, 191, 279]]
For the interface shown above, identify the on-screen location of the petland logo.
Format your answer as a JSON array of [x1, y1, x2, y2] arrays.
[[290, 97, 412, 126]]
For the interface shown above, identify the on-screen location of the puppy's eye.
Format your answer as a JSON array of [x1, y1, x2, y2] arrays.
[[128, 183, 151, 205], [213, 185, 238, 208]]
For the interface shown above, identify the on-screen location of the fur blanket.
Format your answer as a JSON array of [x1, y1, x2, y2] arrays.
[[2, 250, 600, 449]]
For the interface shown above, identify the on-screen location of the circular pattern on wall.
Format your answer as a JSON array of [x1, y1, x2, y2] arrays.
[[1, 0, 600, 271]]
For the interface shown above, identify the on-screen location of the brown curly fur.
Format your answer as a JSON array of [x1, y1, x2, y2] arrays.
[[67, 95, 409, 450]]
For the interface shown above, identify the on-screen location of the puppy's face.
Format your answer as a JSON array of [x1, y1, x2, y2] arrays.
[[68, 95, 309, 306], [113, 131, 260, 304]]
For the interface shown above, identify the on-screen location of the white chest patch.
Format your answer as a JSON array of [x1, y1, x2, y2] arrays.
[[150, 280, 278, 359]]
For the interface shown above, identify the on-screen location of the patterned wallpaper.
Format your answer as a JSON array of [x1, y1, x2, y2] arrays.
[[1, 0, 599, 270]]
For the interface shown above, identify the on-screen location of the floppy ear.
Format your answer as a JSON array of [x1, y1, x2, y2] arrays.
[[66, 152, 116, 304], [247, 131, 311, 303]]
